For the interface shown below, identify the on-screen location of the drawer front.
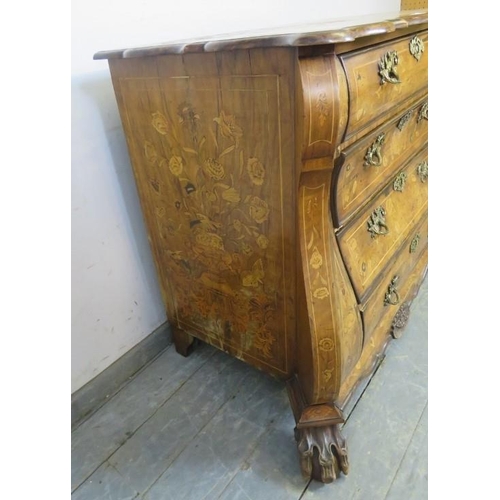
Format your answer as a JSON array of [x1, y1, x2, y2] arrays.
[[337, 147, 428, 302], [340, 31, 428, 141], [362, 220, 428, 342], [334, 96, 428, 227]]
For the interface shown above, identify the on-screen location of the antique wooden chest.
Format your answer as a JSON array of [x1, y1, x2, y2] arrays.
[[95, 9, 428, 483]]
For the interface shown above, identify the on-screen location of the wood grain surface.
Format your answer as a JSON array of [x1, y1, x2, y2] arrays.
[[100, 14, 428, 483], [109, 48, 296, 378]]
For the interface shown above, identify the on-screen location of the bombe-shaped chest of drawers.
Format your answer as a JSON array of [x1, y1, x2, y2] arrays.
[[95, 10, 428, 483]]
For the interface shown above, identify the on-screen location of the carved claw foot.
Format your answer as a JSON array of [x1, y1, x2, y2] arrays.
[[287, 378, 349, 483], [294, 424, 349, 483], [172, 327, 197, 357]]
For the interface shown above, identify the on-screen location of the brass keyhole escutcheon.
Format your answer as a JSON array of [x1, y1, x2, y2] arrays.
[[417, 161, 428, 183], [409, 36, 425, 61], [393, 172, 407, 192]]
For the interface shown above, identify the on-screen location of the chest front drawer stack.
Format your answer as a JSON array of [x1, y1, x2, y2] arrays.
[[334, 29, 428, 344]]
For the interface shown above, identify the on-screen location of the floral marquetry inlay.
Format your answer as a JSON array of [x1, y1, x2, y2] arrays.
[[315, 92, 331, 127], [129, 90, 287, 368]]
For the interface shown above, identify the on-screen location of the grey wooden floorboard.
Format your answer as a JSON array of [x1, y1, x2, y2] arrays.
[[385, 404, 428, 500], [108, 350, 253, 494], [302, 279, 428, 499], [216, 396, 308, 500], [72, 461, 140, 500], [72, 322, 172, 430], [71, 343, 214, 491], [142, 363, 289, 500]]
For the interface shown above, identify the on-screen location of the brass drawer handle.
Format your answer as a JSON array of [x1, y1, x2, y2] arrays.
[[417, 161, 428, 183], [417, 102, 428, 122], [384, 276, 400, 306], [410, 233, 421, 253], [379, 51, 401, 85], [393, 172, 407, 192], [367, 206, 389, 238], [364, 134, 385, 166], [397, 110, 413, 131], [409, 36, 425, 61]]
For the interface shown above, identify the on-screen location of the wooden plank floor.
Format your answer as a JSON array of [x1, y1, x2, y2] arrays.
[[72, 279, 427, 500]]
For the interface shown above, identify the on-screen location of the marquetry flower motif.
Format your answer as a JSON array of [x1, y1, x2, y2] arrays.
[[220, 252, 232, 266], [177, 102, 200, 124], [144, 141, 158, 163], [241, 243, 253, 256], [151, 111, 169, 135], [313, 287, 330, 300], [195, 230, 224, 251], [205, 190, 217, 202], [242, 259, 265, 287], [204, 158, 225, 180], [150, 179, 160, 193], [247, 157, 265, 186], [253, 329, 275, 358], [231, 252, 245, 270], [409, 36, 425, 62], [309, 246, 323, 270], [306, 196, 318, 215], [155, 206, 166, 218], [221, 187, 241, 203], [316, 92, 330, 126], [160, 156, 183, 177], [319, 338, 334, 352], [256, 234, 269, 250], [322, 369, 333, 383], [248, 196, 270, 224], [213, 110, 243, 143]]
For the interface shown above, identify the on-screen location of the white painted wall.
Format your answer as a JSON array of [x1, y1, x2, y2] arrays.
[[71, 0, 400, 393]]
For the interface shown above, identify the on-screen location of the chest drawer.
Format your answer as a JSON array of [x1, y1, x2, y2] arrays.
[[337, 147, 428, 302], [339, 31, 428, 141], [362, 213, 428, 343], [333, 96, 428, 227]]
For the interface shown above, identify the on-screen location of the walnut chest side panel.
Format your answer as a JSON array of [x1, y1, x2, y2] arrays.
[[108, 49, 297, 377]]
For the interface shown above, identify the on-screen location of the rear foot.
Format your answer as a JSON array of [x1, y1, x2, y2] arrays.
[[172, 327, 197, 357]]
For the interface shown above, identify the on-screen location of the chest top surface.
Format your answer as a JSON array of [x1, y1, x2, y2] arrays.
[[93, 9, 427, 59]]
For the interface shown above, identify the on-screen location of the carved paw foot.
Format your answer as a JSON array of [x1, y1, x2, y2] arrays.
[[294, 424, 349, 483]]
